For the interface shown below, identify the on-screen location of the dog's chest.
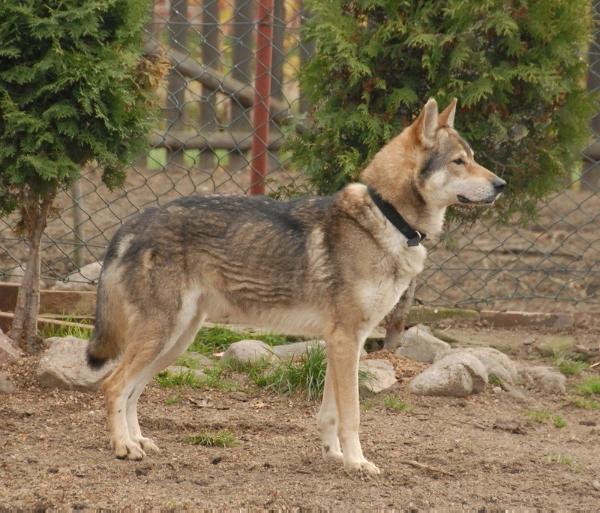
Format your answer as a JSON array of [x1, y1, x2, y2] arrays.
[[358, 242, 427, 318]]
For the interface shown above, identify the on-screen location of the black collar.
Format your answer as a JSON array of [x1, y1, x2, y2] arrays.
[[367, 187, 426, 247]]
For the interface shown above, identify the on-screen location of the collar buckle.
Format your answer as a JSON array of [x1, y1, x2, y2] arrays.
[[406, 231, 423, 247]]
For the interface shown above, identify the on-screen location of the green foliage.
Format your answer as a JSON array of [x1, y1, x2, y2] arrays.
[[155, 366, 236, 391], [155, 369, 204, 389], [184, 430, 238, 448], [525, 409, 551, 423], [39, 320, 92, 340], [576, 376, 600, 396], [0, 0, 158, 215], [383, 396, 412, 412], [569, 395, 600, 410], [252, 345, 328, 400], [552, 415, 566, 429], [292, 0, 595, 221], [189, 325, 300, 355], [555, 357, 587, 376], [244, 345, 372, 401]]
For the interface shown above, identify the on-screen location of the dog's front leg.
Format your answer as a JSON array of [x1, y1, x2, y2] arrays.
[[325, 329, 380, 475]]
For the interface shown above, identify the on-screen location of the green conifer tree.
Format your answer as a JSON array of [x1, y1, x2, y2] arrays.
[[0, 0, 162, 352], [292, 0, 595, 222]]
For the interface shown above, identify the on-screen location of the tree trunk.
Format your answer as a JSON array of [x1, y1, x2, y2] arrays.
[[383, 278, 417, 351], [9, 194, 54, 354]]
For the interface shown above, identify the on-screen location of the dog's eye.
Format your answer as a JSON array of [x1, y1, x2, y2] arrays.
[[452, 158, 465, 165]]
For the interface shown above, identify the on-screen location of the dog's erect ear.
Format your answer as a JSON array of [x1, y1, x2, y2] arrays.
[[438, 98, 457, 128], [415, 98, 438, 147]]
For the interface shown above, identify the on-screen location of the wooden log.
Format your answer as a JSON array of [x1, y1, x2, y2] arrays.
[[148, 130, 284, 151], [145, 44, 301, 131], [0, 283, 96, 318]]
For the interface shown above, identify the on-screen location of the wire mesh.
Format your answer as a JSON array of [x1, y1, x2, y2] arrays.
[[1, 0, 599, 314]]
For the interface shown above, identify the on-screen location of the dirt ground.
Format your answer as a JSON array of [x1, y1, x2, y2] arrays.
[[1, 325, 599, 511]]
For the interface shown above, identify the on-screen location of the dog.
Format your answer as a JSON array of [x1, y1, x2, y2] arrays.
[[87, 98, 505, 474]]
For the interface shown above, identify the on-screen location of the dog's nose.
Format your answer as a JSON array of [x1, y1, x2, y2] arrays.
[[493, 178, 506, 193]]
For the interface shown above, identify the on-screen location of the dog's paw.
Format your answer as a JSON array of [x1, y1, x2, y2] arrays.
[[136, 437, 160, 453], [114, 440, 146, 461], [344, 458, 381, 475], [322, 445, 344, 463]]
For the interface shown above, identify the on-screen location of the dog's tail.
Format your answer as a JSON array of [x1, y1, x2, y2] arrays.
[[86, 270, 126, 369]]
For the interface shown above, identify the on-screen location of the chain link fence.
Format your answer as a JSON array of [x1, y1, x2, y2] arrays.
[[1, 0, 600, 314]]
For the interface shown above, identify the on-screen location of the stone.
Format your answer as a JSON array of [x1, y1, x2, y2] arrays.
[[52, 262, 103, 291], [0, 372, 15, 394], [537, 335, 577, 357], [592, 480, 600, 492], [437, 346, 518, 384], [272, 340, 326, 361], [37, 336, 114, 391], [0, 329, 23, 364], [222, 339, 274, 364], [1, 265, 24, 284], [359, 359, 397, 393], [164, 366, 206, 378], [395, 324, 451, 363], [409, 351, 488, 397], [516, 364, 566, 394], [179, 352, 213, 368]]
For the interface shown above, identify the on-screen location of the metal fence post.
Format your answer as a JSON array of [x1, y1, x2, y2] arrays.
[[249, 0, 274, 195]]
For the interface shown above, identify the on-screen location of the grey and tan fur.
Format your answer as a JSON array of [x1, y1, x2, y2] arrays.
[[88, 99, 505, 474]]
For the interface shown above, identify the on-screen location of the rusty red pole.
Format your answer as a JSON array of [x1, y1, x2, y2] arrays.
[[249, 0, 274, 195]]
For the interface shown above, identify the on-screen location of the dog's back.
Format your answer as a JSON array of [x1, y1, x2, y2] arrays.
[[87, 194, 338, 367]]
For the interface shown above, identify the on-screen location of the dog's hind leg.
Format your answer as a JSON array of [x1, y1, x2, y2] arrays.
[[102, 290, 204, 460], [125, 307, 206, 454], [326, 327, 380, 475], [317, 363, 343, 463]]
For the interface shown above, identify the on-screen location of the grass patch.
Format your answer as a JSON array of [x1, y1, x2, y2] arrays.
[[569, 396, 600, 410], [552, 415, 567, 429], [155, 366, 237, 391], [383, 396, 412, 413], [39, 319, 92, 340], [155, 369, 203, 388], [546, 453, 572, 466], [525, 409, 551, 424], [229, 345, 371, 401], [184, 430, 238, 448], [199, 366, 238, 391], [165, 395, 182, 405], [253, 345, 328, 400], [554, 356, 587, 376], [188, 325, 299, 355], [576, 376, 600, 396]]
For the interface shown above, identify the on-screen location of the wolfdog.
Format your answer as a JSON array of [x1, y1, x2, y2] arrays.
[[87, 99, 505, 474]]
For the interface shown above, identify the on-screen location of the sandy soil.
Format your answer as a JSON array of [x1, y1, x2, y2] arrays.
[[1, 327, 599, 510]]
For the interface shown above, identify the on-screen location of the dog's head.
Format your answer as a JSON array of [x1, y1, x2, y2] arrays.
[[409, 98, 505, 208]]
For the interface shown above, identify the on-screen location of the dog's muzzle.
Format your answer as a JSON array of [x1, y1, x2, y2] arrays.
[[458, 178, 506, 205]]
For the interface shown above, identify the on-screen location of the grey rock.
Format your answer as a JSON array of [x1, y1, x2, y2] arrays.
[[272, 340, 326, 361], [164, 366, 206, 378], [516, 364, 566, 394], [395, 324, 451, 363], [37, 336, 114, 391], [359, 359, 397, 393], [437, 346, 518, 384], [0, 372, 15, 394], [179, 352, 213, 368], [222, 339, 273, 364], [52, 262, 103, 291], [409, 351, 488, 397], [0, 329, 22, 364]]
